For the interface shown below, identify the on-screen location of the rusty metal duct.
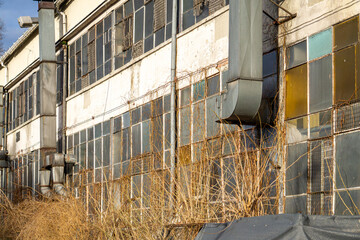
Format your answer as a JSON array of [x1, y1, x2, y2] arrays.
[[221, 0, 263, 124]]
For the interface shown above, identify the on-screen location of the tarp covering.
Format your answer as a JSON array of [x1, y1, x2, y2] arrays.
[[195, 214, 360, 240]]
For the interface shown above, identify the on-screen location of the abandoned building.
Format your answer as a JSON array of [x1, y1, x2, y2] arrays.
[[0, 0, 359, 223]]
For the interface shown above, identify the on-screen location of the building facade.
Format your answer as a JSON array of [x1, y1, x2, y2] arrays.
[[0, 0, 359, 222]]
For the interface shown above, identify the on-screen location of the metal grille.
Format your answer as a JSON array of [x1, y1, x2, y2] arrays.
[[133, 40, 144, 59], [154, 0, 165, 31], [88, 41, 96, 72], [335, 102, 360, 132], [209, 0, 224, 15]]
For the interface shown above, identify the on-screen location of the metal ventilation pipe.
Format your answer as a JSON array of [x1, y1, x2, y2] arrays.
[[221, 0, 263, 124]]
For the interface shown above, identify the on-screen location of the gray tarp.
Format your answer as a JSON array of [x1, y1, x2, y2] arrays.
[[195, 214, 360, 240]]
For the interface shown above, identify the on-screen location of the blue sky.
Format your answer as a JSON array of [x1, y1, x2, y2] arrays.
[[0, 0, 38, 53]]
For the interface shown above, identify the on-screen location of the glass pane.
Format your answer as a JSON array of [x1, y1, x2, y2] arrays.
[[152, 97, 163, 117], [88, 140, 94, 169], [134, 0, 144, 11], [95, 138, 102, 168], [285, 64, 307, 119], [309, 56, 332, 113], [80, 143, 86, 169], [309, 28, 332, 61], [95, 123, 102, 138], [287, 40, 307, 69], [135, 8, 144, 43], [122, 128, 131, 161], [336, 131, 360, 188], [155, 27, 165, 47], [124, 0, 133, 17], [180, 107, 190, 146], [183, 0, 192, 13], [285, 196, 307, 214], [96, 35, 103, 67], [113, 116, 122, 133], [164, 113, 171, 150], [132, 175, 141, 208], [142, 120, 150, 153], [103, 135, 110, 167], [103, 120, 110, 135], [334, 16, 359, 51], [207, 74, 220, 97], [123, 111, 131, 128], [206, 96, 221, 138], [145, 1, 154, 37], [193, 101, 205, 142], [335, 189, 360, 215], [183, 9, 195, 30], [144, 34, 154, 53], [181, 87, 190, 106], [152, 116, 163, 152], [223, 157, 236, 198], [132, 124, 141, 157], [164, 94, 171, 113], [193, 80, 205, 102], [131, 107, 141, 125], [113, 132, 121, 165], [263, 50, 277, 77], [286, 143, 308, 195], [334, 46, 356, 104], [309, 110, 332, 139], [142, 103, 151, 121]]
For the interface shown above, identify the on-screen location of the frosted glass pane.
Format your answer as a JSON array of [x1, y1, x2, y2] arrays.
[[309, 29, 332, 61], [309, 56, 332, 113], [285, 64, 307, 119], [334, 16, 359, 51], [287, 40, 307, 69], [334, 46, 355, 103], [336, 131, 360, 188], [286, 143, 308, 195]]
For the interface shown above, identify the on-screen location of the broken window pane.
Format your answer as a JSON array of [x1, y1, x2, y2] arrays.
[[193, 101, 205, 142], [309, 110, 332, 139], [206, 95, 221, 138], [334, 16, 359, 52], [181, 87, 191, 106], [193, 80, 205, 102], [334, 45, 356, 104], [285, 64, 307, 119], [287, 40, 307, 69], [286, 116, 308, 143], [180, 107, 190, 146], [286, 143, 308, 195], [309, 56, 332, 113], [309, 28, 332, 61], [135, 8, 144, 43], [335, 131, 360, 189], [207, 74, 220, 97]]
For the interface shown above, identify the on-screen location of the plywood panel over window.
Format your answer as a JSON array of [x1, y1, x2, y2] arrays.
[[285, 64, 307, 119]]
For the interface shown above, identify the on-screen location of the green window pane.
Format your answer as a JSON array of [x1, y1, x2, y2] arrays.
[[309, 29, 332, 61], [193, 80, 205, 102], [285, 64, 308, 119], [334, 16, 359, 52], [334, 45, 356, 104], [309, 56, 332, 113], [287, 40, 307, 69]]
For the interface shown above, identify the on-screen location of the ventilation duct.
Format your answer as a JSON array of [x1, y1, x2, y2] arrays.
[[221, 0, 263, 124]]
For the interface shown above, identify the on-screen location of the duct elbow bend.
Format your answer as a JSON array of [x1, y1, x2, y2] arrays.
[[40, 169, 52, 198], [52, 165, 67, 197]]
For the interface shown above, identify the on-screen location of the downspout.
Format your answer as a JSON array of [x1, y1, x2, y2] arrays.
[[62, 43, 67, 154], [0, 62, 8, 151], [0, 62, 8, 84], [170, 0, 178, 209], [221, 0, 263, 124], [59, 11, 67, 38]]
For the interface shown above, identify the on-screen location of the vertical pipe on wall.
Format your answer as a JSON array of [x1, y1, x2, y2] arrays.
[[62, 43, 68, 154], [170, 0, 178, 209]]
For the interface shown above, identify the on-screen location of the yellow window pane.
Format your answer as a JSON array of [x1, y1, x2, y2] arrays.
[[334, 46, 355, 104], [334, 16, 359, 51], [286, 64, 308, 119]]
